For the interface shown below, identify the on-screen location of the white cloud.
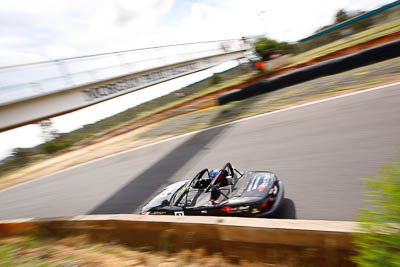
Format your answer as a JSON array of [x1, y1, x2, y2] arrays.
[[0, 0, 393, 64], [158, 0, 395, 42], [0, 125, 42, 160], [84, 0, 175, 52], [0, 0, 176, 63], [45, 45, 78, 59]]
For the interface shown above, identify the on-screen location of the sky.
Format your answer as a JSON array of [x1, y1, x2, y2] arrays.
[[0, 0, 394, 160]]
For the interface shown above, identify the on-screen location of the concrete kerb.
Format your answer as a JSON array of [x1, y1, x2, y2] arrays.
[[0, 215, 359, 265]]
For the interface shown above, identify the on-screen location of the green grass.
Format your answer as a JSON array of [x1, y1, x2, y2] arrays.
[[352, 152, 400, 266], [0, 244, 18, 267], [0, 233, 241, 266], [180, 122, 206, 134], [193, 114, 207, 120], [0, 233, 60, 267], [352, 71, 370, 77], [324, 77, 390, 94], [277, 86, 314, 99], [291, 17, 400, 65]]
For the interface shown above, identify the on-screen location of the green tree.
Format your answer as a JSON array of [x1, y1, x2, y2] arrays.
[[335, 9, 349, 24], [253, 37, 294, 61], [38, 119, 59, 142], [254, 37, 280, 60], [11, 148, 30, 165], [352, 153, 400, 266], [276, 41, 295, 55], [210, 73, 222, 85], [41, 133, 73, 155]]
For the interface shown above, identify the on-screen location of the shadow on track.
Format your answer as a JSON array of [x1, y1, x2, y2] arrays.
[[89, 125, 229, 214], [89, 94, 263, 215], [273, 198, 297, 219]]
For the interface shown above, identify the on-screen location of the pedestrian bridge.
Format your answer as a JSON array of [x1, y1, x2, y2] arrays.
[[0, 39, 250, 132]]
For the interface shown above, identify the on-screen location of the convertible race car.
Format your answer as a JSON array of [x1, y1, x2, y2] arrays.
[[141, 162, 284, 218]]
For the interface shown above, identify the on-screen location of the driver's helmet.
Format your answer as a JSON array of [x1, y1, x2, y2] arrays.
[[210, 169, 219, 179]]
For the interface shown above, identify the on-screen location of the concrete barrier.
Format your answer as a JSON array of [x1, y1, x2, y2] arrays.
[[0, 215, 358, 266]]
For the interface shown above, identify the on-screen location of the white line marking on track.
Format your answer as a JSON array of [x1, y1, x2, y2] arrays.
[[2, 81, 400, 193]]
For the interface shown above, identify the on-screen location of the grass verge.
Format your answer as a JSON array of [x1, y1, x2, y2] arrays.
[[0, 232, 266, 267], [291, 18, 400, 65], [352, 152, 400, 266]]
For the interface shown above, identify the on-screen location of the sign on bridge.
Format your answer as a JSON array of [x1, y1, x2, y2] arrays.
[[0, 44, 248, 131]]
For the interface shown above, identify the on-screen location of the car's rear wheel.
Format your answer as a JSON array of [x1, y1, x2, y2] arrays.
[[271, 198, 296, 219]]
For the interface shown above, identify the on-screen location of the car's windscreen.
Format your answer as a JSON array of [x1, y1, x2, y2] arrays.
[[171, 183, 188, 205], [142, 181, 186, 211], [172, 169, 210, 206]]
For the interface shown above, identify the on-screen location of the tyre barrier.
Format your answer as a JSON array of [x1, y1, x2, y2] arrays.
[[218, 38, 400, 105], [0, 215, 358, 266]]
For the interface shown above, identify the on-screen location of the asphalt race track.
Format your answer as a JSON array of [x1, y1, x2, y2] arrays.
[[1, 83, 400, 221]]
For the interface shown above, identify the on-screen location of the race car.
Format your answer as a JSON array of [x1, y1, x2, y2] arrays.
[[141, 162, 284, 217]]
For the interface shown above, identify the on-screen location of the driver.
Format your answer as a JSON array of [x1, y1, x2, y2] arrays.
[[210, 169, 219, 180], [201, 169, 219, 187], [196, 169, 228, 189], [210, 169, 229, 187], [195, 169, 219, 189]]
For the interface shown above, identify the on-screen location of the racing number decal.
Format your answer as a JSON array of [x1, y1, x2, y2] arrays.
[[174, 211, 184, 216]]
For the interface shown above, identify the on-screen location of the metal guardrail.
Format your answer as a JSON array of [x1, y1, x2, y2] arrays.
[[0, 39, 249, 105]]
